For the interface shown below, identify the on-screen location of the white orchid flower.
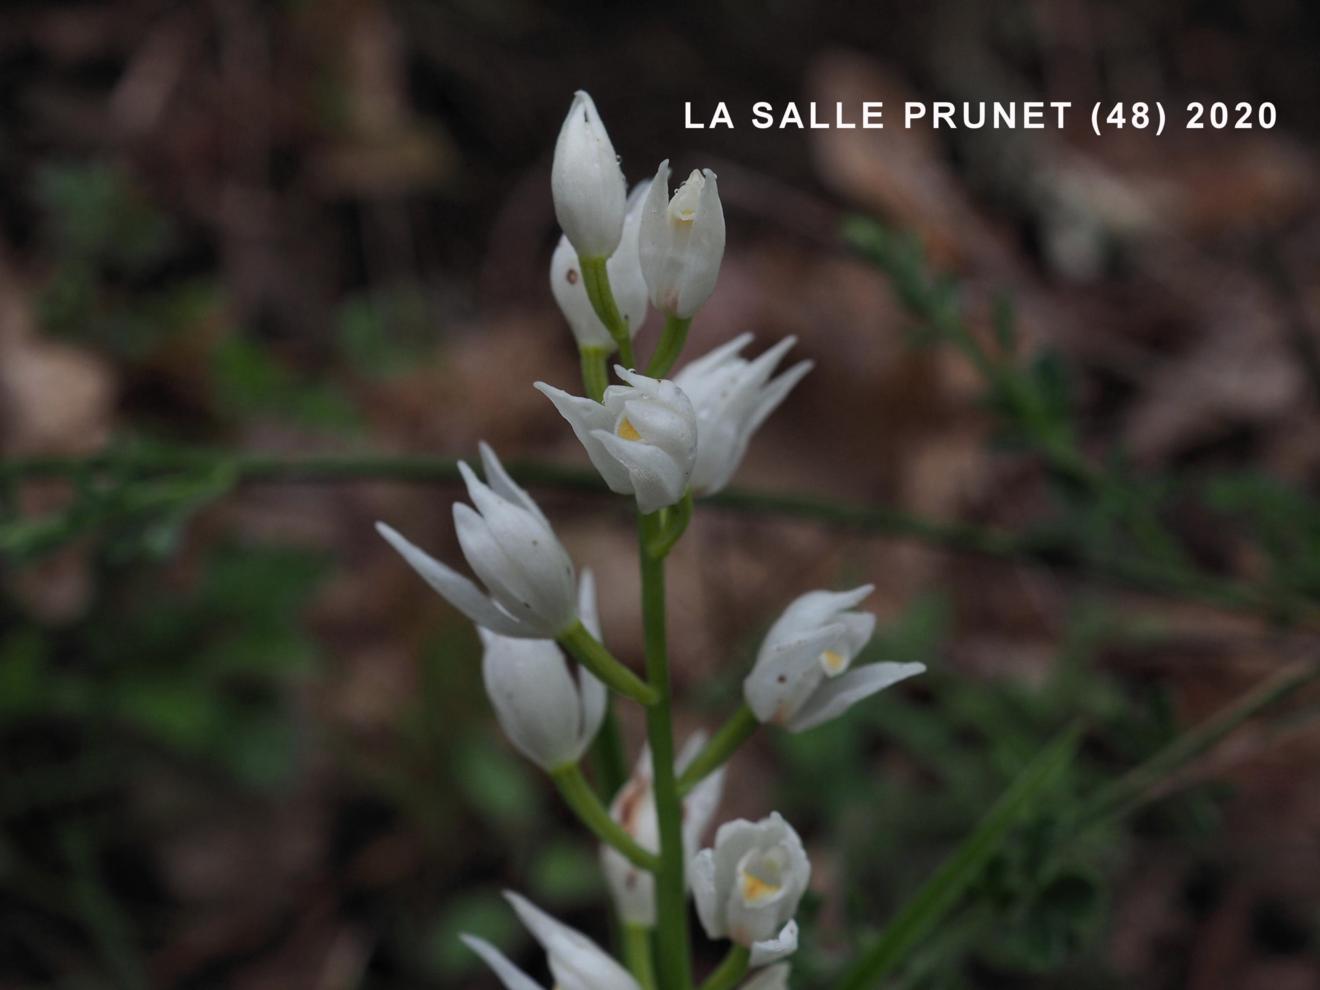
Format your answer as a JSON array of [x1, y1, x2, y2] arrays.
[[743, 586, 925, 732], [461, 891, 640, 990], [741, 963, 791, 989], [673, 333, 813, 495], [691, 813, 810, 966], [552, 91, 627, 260], [638, 160, 726, 318], [480, 571, 607, 771], [600, 733, 726, 925], [375, 442, 576, 639], [552, 181, 651, 352], [535, 368, 698, 514]]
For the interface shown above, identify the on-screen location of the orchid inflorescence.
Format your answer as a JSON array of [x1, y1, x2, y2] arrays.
[[377, 89, 926, 990]]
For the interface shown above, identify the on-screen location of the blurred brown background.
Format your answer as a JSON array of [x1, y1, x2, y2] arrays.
[[2, 1, 1320, 988]]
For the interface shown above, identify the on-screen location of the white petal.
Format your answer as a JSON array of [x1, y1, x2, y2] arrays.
[[674, 332, 752, 385], [573, 571, 607, 761], [482, 633, 585, 770], [453, 503, 549, 630], [458, 462, 577, 630], [535, 381, 634, 494], [594, 429, 689, 513], [744, 621, 847, 725], [766, 586, 874, 643], [673, 169, 725, 318], [683, 758, 725, 859], [460, 934, 545, 990], [749, 920, 799, 967], [375, 522, 528, 637], [600, 843, 655, 926], [787, 662, 927, 733], [479, 441, 553, 530], [552, 91, 626, 259], [749, 360, 813, 434], [704, 818, 767, 927], [690, 848, 723, 939], [637, 160, 673, 310], [505, 891, 640, 990]]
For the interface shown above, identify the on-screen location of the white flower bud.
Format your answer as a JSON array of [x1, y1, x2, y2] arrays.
[[461, 890, 640, 990], [551, 181, 650, 351], [743, 586, 925, 732], [690, 812, 810, 966], [535, 368, 698, 514], [741, 963, 791, 989], [480, 571, 607, 771], [600, 733, 726, 925], [375, 443, 577, 639], [552, 91, 627, 259], [639, 160, 726, 317], [674, 334, 813, 495]]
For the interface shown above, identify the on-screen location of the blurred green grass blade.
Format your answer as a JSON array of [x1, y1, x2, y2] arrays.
[[838, 726, 1081, 990], [1072, 661, 1320, 832]]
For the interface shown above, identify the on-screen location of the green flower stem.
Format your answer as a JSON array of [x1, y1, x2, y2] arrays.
[[580, 346, 611, 402], [676, 703, 759, 798], [645, 315, 692, 378], [580, 255, 636, 369], [624, 923, 658, 990], [639, 511, 693, 990], [698, 945, 750, 990], [550, 764, 659, 872], [559, 622, 659, 706], [646, 491, 693, 559]]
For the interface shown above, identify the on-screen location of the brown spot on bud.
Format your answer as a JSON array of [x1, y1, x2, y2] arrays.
[[566, 268, 579, 285]]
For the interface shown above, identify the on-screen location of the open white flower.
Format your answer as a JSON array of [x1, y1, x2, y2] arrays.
[[535, 368, 697, 514], [744, 586, 925, 732], [600, 733, 726, 925], [551, 181, 650, 352], [674, 334, 813, 495], [639, 160, 726, 317], [552, 91, 627, 260], [691, 813, 810, 967], [481, 571, 606, 771], [375, 443, 576, 639], [461, 891, 639, 990], [741, 964, 791, 989]]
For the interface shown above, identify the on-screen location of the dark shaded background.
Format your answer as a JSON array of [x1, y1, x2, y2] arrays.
[[3, 2, 1320, 988]]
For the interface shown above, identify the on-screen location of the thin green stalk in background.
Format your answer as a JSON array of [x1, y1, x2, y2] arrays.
[[639, 512, 693, 990], [1072, 660, 1320, 834], [7, 449, 1308, 625], [838, 726, 1081, 990]]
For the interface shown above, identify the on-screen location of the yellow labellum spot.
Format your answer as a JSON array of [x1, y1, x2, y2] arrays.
[[821, 648, 847, 674], [741, 870, 782, 904], [617, 417, 642, 441]]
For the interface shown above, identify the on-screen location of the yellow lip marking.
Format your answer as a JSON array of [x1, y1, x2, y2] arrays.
[[821, 648, 847, 674], [740, 870, 782, 904], [617, 417, 642, 441]]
